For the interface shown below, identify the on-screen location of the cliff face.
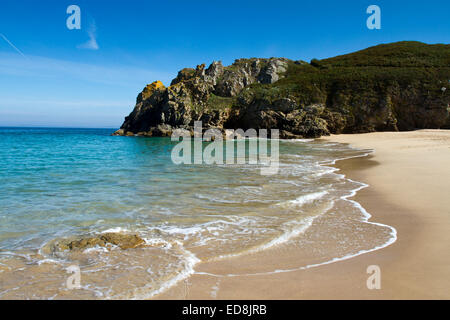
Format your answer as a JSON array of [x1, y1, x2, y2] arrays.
[[114, 42, 450, 138]]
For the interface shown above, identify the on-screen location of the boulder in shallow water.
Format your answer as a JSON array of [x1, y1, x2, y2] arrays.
[[100, 233, 146, 249], [54, 233, 146, 251]]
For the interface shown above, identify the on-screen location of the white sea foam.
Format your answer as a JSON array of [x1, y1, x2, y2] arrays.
[[124, 242, 200, 300], [280, 138, 315, 143], [101, 227, 129, 234], [0, 251, 32, 261], [319, 151, 374, 166], [143, 237, 172, 249], [36, 258, 63, 265], [156, 225, 204, 236], [310, 167, 338, 178], [278, 190, 328, 208], [256, 217, 315, 251], [83, 246, 110, 254]]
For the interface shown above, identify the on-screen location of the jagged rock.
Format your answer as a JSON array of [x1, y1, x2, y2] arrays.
[[117, 57, 293, 136], [138, 81, 165, 103], [214, 58, 289, 97], [171, 68, 196, 86], [272, 98, 298, 113], [194, 63, 206, 78], [258, 58, 289, 84], [112, 129, 125, 136], [204, 61, 224, 85]]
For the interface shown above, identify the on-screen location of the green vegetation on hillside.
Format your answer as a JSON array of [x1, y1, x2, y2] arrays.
[[206, 93, 235, 110], [239, 42, 449, 110]]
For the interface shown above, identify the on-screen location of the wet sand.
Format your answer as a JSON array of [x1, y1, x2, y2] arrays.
[[155, 130, 450, 299]]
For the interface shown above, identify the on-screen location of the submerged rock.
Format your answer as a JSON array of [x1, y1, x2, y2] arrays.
[[100, 233, 146, 249], [53, 233, 146, 251]]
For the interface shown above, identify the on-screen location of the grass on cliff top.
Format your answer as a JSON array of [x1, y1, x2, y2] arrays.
[[241, 41, 450, 107], [206, 93, 235, 110], [320, 41, 450, 68]]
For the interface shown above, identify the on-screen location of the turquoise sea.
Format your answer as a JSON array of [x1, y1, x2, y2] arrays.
[[0, 127, 395, 299]]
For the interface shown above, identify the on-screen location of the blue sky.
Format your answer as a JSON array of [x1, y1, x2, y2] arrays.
[[0, 0, 449, 128]]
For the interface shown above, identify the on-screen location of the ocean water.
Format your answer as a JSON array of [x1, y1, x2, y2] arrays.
[[0, 127, 395, 299]]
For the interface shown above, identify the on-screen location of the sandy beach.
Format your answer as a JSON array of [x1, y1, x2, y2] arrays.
[[156, 129, 450, 300]]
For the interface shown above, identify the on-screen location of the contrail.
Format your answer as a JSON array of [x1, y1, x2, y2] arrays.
[[0, 33, 28, 59]]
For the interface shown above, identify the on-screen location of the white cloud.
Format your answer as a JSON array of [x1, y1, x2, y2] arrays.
[[77, 21, 99, 50]]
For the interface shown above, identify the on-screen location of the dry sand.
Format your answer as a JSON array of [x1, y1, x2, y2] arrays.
[[156, 130, 450, 300]]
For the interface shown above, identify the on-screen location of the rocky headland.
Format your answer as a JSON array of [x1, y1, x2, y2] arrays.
[[114, 42, 450, 139]]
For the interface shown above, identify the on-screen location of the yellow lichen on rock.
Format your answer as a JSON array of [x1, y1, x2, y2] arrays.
[[141, 80, 165, 100]]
